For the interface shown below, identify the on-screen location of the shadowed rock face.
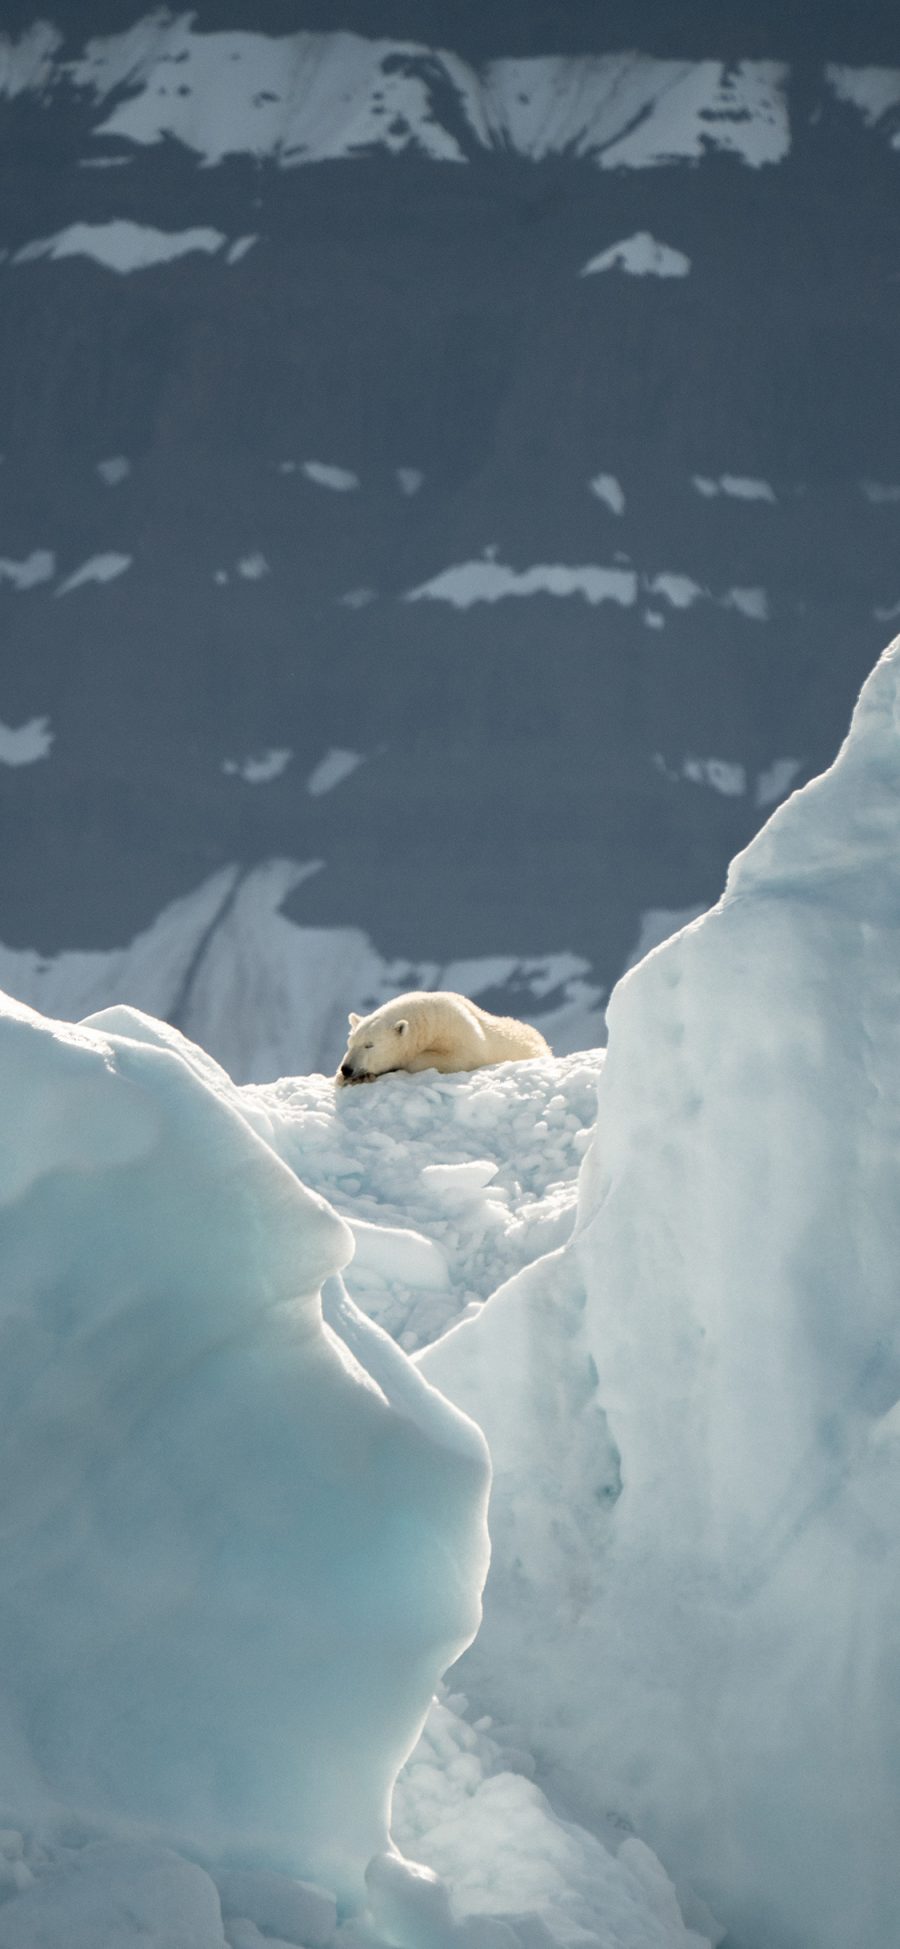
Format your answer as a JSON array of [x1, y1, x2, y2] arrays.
[[0, 3, 897, 1028]]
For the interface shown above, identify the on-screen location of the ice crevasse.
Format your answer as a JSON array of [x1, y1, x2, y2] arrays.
[[0, 997, 491, 1908], [425, 634, 900, 1949]]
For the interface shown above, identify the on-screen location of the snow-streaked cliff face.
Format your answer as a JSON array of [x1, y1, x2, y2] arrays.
[[2, 23, 793, 170], [425, 636, 900, 1949], [1, 8, 897, 1036]]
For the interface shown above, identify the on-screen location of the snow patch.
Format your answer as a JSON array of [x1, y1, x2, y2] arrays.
[[406, 561, 638, 609], [56, 552, 131, 593], [307, 748, 365, 796], [588, 473, 625, 514], [754, 756, 803, 807], [236, 552, 269, 580], [826, 64, 900, 143], [406, 560, 768, 618], [96, 454, 131, 485], [0, 716, 53, 766], [692, 474, 776, 502], [303, 461, 360, 492], [222, 749, 292, 785], [0, 550, 55, 591], [14, 220, 227, 272], [581, 232, 690, 277]]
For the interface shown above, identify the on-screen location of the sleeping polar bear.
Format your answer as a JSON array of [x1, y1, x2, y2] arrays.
[[335, 990, 550, 1087]]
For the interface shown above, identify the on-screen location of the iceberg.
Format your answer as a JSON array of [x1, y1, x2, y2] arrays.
[[0, 996, 489, 1908], [425, 637, 900, 1948]]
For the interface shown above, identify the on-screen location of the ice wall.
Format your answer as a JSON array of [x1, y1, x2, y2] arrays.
[[0, 996, 490, 1907], [424, 639, 900, 1948]]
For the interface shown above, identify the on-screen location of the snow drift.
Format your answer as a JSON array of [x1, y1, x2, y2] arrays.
[[0, 996, 489, 1907], [425, 637, 900, 1949]]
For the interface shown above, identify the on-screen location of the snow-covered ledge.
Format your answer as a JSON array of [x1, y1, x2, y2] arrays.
[[425, 637, 900, 1949]]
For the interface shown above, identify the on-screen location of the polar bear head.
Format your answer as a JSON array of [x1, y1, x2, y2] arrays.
[[336, 1001, 413, 1086]]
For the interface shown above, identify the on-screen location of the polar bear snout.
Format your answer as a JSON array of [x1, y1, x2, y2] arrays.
[[337, 1059, 368, 1086]]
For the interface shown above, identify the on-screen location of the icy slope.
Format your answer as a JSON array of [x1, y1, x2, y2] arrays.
[[0, 994, 489, 1908], [424, 635, 900, 1949]]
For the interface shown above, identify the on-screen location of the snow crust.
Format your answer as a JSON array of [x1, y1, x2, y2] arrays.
[[425, 636, 900, 1949]]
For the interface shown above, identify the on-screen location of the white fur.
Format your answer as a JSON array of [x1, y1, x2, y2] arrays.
[[335, 990, 550, 1086]]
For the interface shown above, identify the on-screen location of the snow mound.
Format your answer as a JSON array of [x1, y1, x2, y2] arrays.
[[251, 1050, 602, 1349], [424, 635, 900, 1948], [0, 994, 489, 1907]]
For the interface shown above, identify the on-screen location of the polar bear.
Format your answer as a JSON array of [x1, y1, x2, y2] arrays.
[[335, 990, 550, 1087]]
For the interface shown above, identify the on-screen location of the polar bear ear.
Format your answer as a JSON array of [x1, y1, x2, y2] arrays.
[[348, 1012, 361, 1029], [395, 1020, 409, 1037]]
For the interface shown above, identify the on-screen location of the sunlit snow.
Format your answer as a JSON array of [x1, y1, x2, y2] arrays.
[[425, 636, 900, 1949]]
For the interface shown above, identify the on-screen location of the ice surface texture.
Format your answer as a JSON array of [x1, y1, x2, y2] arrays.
[[0, 996, 489, 1905], [426, 637, 900, 1949]]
